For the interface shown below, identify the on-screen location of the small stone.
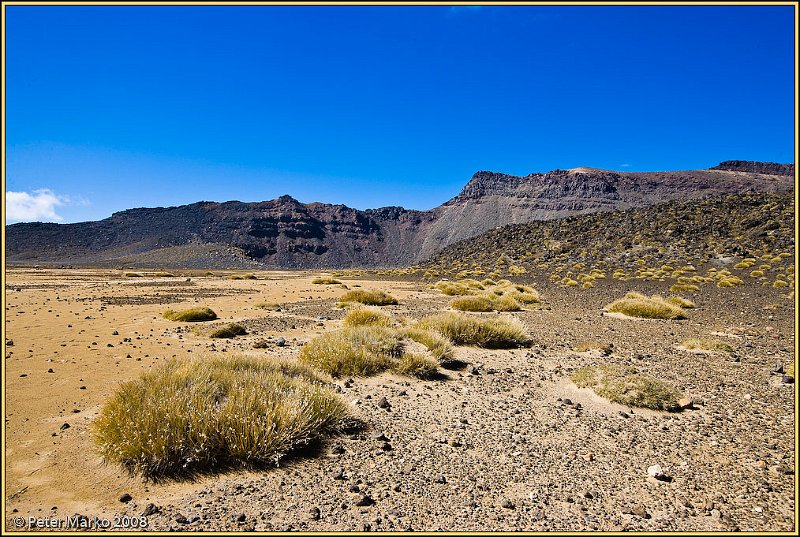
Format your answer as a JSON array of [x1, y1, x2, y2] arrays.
[[781, 375, 794, 384], [349, 484, 361, 493], [355, 495, 374, 507], [175, 514, 188, 524], [631, 505, 649, 518], [333, 468, 345, 480], [380, 442, 392, 451], [562, 398, 573, 406], [619, 411, 630, 418], [47, 368, 54, 373], [582, 452, 594, 461], [678, 398, 693, 409], [235, 513, 246, 523], [372, 432, 389, 441], [377, 396, 391, 409], [647, 464, 671, 482], [141, 504, 160, 517], [331, 444, 345, 455], [119, 493, 133, 503], [60, 423, 71, 431], [112, 330, 119, 335], [309, 507, 321, 520], [275, 337, 286, 347], [501, 499, 515, 509], [434, 475, 447, 484]]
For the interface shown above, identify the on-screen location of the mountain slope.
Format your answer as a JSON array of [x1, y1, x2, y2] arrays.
[[5, 162, 794, 268]]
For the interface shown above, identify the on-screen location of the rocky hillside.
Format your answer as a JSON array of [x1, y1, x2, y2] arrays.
[[421, 192, 795, 275], [5, 162, 794, 268]]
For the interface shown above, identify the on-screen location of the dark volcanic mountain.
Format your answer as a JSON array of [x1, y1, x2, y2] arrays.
[[5, 162, 794, 268]]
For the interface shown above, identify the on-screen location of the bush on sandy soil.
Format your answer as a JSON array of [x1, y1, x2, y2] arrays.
[[449, 295, 494, 312], [343, 308, 392, 327], [395, 352, 440, 380], [665, 296, 696, 308], [312, 277, 341, 285], [682, 338, 734, 353], [417, 312, 532, 348], [93, 356, 349, 478], [299, 327, 403, 377], [208, 323, 247, 339], [124, 272, 144, 277], [571, 365, 681, 411], [402, 327, 454, 363], [163, 306, 218, 322], [435, 281, 472, 296], [574, 340, 612, 355], [255, 302, 281, 310], [669, 283, 700, 293], [228, 273, 257, 280], [604, 293, 687, 320], [338, 290, 398, 306]]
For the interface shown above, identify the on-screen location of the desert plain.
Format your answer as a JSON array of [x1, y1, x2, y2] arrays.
[[3, 265, 796, 532]]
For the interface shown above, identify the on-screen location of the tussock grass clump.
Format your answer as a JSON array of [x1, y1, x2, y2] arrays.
[[255, 302, 281, 311], [669, 283, 700, 293], [395, 353, 440, 380], [125, 272, 144, 277], [417, 312, 532, 348], [338, 290, 398, 306], [93, 356, 349, 478], [682, 338, 734, 353], [343, 308, 392, 327], [574, 340, 612, 355], [605, 293, 687, 320], [163, 306, 218, 322], [402, 327, 454, 363], [228, 273, 257, 280], [208, 323, 247, 339], [717, 276, 744, 287], [312, 277, 341, 285], [665, 296, 696, 308], [571, 365, 681, 411], [435, 281, 472, 296], [299, 327, 403, 377], [450, 295, 494, 312], [155, 272, 176, 277]]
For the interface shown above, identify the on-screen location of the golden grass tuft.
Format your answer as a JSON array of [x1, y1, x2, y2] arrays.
[[312, 276, 341, 285], [338, 289, 398, 306], [163, 306, 218, 322], [255, 302, 281, 311], [343, 308, 393, 327], [605, 293, 687, 320], [401, 327, 454, 363], [417, 312, 532, 348], [665, 295, 695, 308], [395, 352, 440, 380], [669, 283, 700, 293], [299, 327, 403, 378], [93, 355, 349, 478], [682, 338, 734, 353], [574, 340, 612, 355], [208, 323, 247, 339], [571, 365, 681, 411]]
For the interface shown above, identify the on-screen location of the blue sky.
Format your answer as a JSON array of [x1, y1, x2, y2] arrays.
[[5, 4, 796, 223]]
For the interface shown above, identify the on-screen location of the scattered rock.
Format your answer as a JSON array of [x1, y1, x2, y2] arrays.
[[355, 495, 375, 507], [119, 493, 133, 503], [377, 396, 391, 409]]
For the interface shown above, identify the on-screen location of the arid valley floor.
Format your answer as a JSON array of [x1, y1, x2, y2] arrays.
[[4, 266, 796, 531]]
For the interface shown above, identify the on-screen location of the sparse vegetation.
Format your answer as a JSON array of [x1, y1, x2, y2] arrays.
[[417, 312, 532, 348], [228, 273, 257, 280], [395, 352, 440, 380], [313, 276, 341, 285], [255, 302, 281, 311], [338, 289, 398, 306], [665, 296, 696, 308], [574, 340, 612, 355], [571, 365, 681, 411], [163, 306, 218, 322], [605, 292, 687, 320], [208, 323, 247, 339], [343, 308, 393, 327], [682, 338, 734, 353], [401, 327, 455, 363], [93, 355, 350, 478], [669, 283, 700, 293], [299, 327, 403, 378]]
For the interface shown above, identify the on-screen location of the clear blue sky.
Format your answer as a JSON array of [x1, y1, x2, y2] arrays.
[[5, 4, 796, 223]]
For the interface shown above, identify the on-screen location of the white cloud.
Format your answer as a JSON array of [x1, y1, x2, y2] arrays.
[[6, 189, 68, 223], [619, 163, 632, 168]]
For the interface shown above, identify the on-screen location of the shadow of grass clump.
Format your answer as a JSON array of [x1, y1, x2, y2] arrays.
[[93, 355, 351, 480]]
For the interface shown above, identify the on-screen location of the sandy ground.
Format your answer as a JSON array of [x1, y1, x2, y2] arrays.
[[3, 267, 796, 531]]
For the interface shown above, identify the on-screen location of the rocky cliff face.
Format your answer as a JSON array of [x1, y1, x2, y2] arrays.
[[5, 162, 794, 268], [710, 160, 794, 176]]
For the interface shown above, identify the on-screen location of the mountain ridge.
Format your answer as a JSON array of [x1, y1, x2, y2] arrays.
[[6, 161, 794, 268]]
